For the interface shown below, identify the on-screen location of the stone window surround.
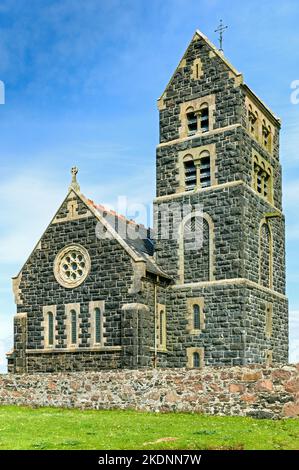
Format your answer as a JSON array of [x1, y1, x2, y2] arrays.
[[258, 218, 273, 290], [252, 150, 274, 204], [157, 303, 167, 351], [177, 144, 217, 193], [65, 303, 80, 349], [245, 95, 274, 155], [89, 300, 106, 348], [54, 244, 91, 289], [186, 297, 205, 335], [186, 347, 205, 369], [265, 302, 273, 339], [41, 305, 58, 350], [179, 95, 216, 139], [178, 211, 215, 284]]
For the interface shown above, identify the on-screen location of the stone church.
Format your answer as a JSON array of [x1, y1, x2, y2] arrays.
[[8, 29, 288, 374]]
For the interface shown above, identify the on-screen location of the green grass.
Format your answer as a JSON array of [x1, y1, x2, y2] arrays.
[[0, 406, 298, 450]]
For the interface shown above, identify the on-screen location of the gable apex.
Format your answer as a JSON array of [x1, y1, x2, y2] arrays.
[[158, 28, 243, 107]]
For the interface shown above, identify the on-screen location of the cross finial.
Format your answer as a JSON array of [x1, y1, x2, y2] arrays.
[[69, 166, 80, 192], [215, 19, 228, 52]]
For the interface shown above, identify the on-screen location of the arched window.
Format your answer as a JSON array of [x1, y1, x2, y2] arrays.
[[158, 309, 166, 350], [70, 310, 77, 345], [253, 155, 272, 203], [193, 352, 200, 368], [248, 105, 258, 136], [199, 150, 211, 188], [95, 308, 102, 344], [260, 223, 272, 288], [48, 312, 54, 346], [159, 310, 164, 346], [193, 304, 200, 330], [186, 107, 197, 135], [262, 120, 272, 152], [199, 103, 209, 132], [184, 156, 196, 191]]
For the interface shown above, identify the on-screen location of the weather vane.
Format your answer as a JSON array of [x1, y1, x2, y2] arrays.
[[215, 19, 228, 52]]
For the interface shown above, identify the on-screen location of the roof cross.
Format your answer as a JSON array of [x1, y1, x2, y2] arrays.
[[215, 19, 228, 52], [69, 166, 81, 193]]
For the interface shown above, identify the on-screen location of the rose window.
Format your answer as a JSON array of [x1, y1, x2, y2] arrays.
[[54, 245, 91, 288]]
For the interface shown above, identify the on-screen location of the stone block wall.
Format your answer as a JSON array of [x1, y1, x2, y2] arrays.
[[0, 365, 298, 419]]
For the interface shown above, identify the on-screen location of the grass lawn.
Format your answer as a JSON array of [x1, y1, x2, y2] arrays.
[[0, 406, 298, 450]]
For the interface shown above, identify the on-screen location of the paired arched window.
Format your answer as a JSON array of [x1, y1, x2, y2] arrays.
[[260, 222, 272, 288], [48, 312, 54, 346], [253, 156, 272, 203], [183, 151, 211, 192], [186, 104, 210, 136], [70, 310, 77, 345], [94, 307, 102, 344]]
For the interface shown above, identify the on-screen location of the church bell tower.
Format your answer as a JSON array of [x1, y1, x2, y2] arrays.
[[153, 29, 288, 367]]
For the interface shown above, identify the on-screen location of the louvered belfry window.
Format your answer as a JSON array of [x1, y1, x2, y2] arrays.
[[184, 159, 197, 191]]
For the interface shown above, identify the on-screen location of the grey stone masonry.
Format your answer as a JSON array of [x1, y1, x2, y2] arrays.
[[8, 29, 288, 373], [154, 30, 288, 367]]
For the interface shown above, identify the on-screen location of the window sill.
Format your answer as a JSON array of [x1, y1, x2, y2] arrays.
[[188, 329, 203, 336]]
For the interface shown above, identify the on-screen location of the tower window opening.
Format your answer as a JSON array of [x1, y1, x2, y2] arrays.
[[200, 106, 209, 132], [187, 111, 198, 135], [184, 159, 197, 191], [200, 155, 211, 188]]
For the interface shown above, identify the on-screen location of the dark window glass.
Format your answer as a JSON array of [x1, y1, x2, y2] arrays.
[[95, 308, 101, 344], [193, 352, 200, 368], [48, 312, 54, 346], [193, 305, 200, 330], [71, 310, 77, 345], [159, 310, 164, 346]]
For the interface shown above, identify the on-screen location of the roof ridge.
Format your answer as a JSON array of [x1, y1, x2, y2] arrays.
[[86, 198, 150, 232]]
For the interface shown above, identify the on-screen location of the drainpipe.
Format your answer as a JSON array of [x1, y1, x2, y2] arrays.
[[154, 276, 158, 368], [242, 329, 247, 365]]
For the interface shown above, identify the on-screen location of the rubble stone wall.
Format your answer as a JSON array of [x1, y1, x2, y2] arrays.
[[0, 364, 298, 419]]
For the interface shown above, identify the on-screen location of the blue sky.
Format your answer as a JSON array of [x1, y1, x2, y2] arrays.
[[0, 0, 298, 371]]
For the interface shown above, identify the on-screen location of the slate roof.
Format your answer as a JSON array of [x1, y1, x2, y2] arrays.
[[86, 198, 172, 280]]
